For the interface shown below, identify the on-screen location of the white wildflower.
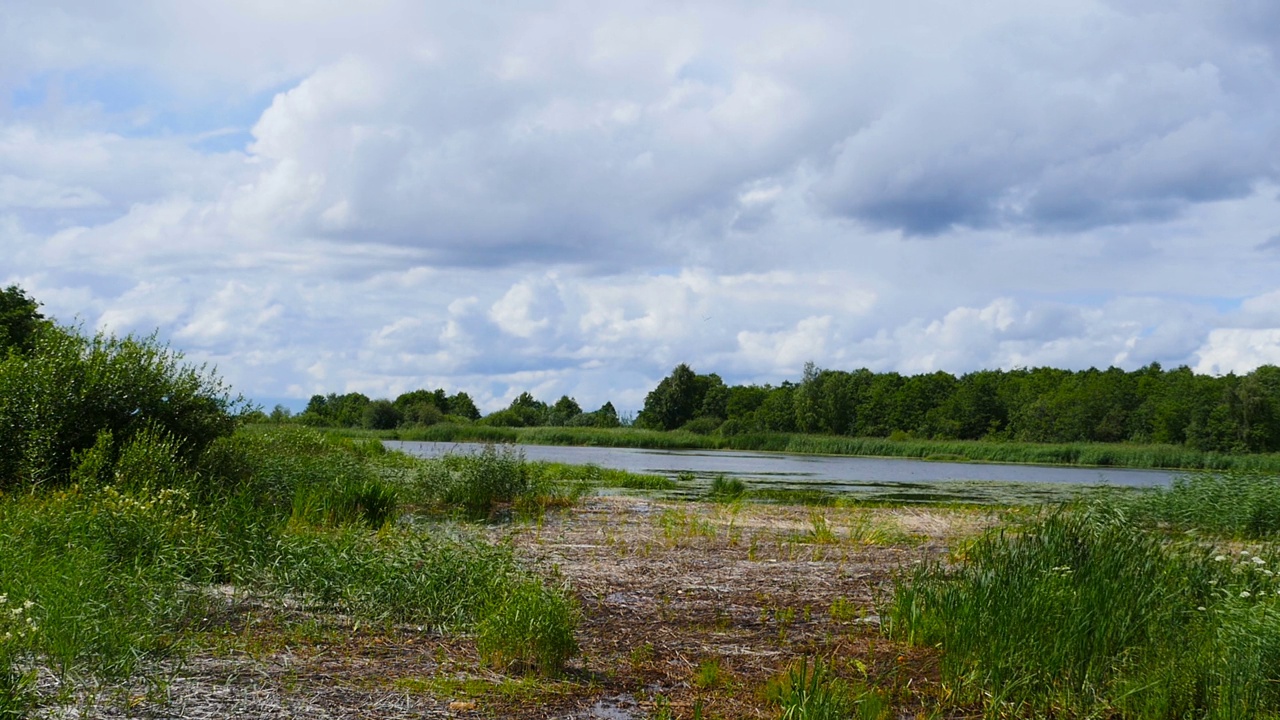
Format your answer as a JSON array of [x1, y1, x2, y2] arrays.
[[1253, 557, 1266, 565], [1215, 555, 1227, 562], [1241, 591, 1253, 598]]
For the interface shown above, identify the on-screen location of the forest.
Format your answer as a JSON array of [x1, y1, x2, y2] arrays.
[[292, 360, 1280, 455]]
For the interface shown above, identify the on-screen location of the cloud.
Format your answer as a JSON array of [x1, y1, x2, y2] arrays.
[[489, 276, 564, 339], [1195, 329, 1280, 375], [4, 2, 1280, 412]]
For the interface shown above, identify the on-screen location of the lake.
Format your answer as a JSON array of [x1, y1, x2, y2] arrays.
[[386, 440, 1183, 504]]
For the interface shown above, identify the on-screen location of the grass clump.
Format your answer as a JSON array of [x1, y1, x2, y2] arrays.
[[886, 503, 1280, 717], [267, 527, 519, 627], [763, 657, 855, 720], [415, 443, 530, 517], [475, 580, 579, 676], [539, 463, 674, 491], [708, 475, 748, 502]]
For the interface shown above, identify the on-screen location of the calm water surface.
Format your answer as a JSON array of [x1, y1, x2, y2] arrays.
[[387, 440, 1181, 503]]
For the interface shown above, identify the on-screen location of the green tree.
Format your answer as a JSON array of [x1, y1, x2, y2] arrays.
[[448, 391, 481, 421], [0, 284, 48, 355], [636, 364, 703, 430], [363, 399, 403, 430], [548, 395, 583, 425], [0, 323, 243, 489], [484, 392, 547, 427]]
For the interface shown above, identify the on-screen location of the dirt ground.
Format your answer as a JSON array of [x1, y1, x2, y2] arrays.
[[36, 497, 992, 719]]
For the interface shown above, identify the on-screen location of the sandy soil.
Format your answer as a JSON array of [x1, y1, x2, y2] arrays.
[[33, 497, 991, 719]]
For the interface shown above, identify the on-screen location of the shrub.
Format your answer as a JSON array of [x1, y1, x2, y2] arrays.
[[680, 416, 723, 435], [0, 324, 243, 490]]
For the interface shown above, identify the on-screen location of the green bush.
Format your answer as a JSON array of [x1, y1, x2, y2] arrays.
[[0, 324, 243, 490]]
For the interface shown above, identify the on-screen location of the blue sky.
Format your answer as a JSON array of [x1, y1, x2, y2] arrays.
[[3, 1, 1280, 413]]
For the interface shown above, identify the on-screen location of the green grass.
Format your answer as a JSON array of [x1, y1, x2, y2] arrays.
[[886, 501, 1280, 717], [1121, 470, 1280, 539], [328, 424, 1280, 472], [528, 462, 675, 492], [763, 657, 856, 720], [0, 427, 583, 716], [407, 445, 669, 517], [475, 579, 579, 676], [707, 475, 748, 501]]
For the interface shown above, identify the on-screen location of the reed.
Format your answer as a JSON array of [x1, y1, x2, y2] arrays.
[[886, 503, 1280, 717]]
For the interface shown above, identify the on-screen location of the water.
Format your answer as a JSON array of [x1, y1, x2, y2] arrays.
[[386, 440, 1181, 504]]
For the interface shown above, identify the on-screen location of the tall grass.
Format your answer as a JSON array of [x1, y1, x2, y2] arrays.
[[886, 504, 1280, 717], [476, 579, 579, 676], [336, 424, 1280, 472], [1123, 470, 1280, 538]]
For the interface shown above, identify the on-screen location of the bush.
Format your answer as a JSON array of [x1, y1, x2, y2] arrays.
[[680, 416, 723, 435], [0, 324, 243, 490]]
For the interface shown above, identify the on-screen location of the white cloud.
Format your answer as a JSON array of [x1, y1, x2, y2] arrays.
[[1196, 330, 1280, 375], [489, 276, 563, 339], [4, 2, 1280, 412], [737, 316, 833, 373]]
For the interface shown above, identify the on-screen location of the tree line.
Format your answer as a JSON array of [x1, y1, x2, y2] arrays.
[[286, 358, 1280, 454], [285, 389, 622, 430], [633, 361, 1280, 453]]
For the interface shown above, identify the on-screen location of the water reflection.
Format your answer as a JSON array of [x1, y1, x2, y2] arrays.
[[387, 440, 1178, 504]]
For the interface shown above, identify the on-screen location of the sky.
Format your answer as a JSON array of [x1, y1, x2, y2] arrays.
[[3, 1, 1280, 414]]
